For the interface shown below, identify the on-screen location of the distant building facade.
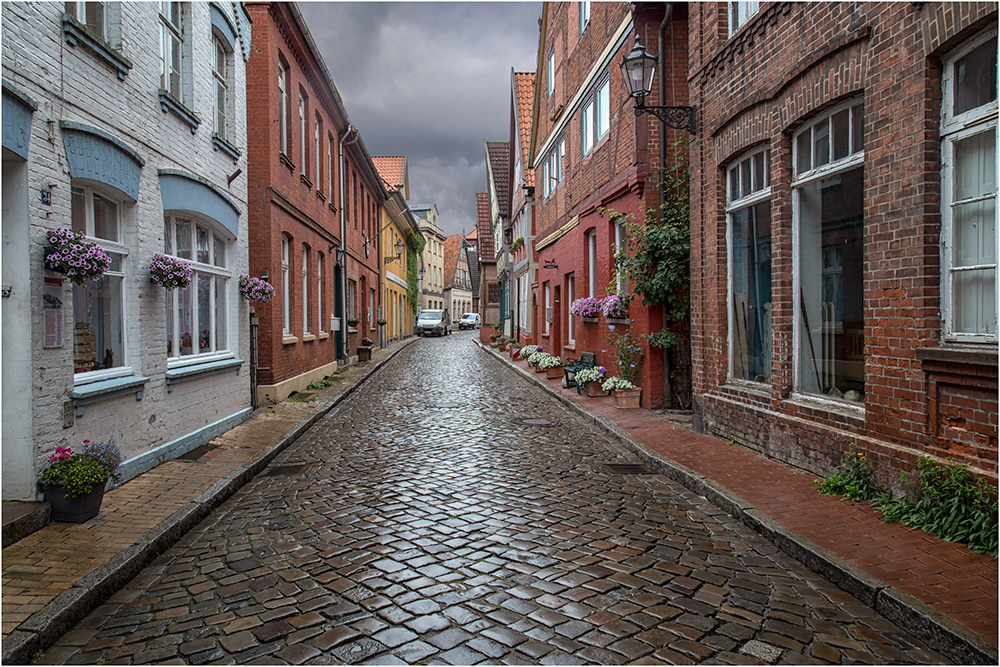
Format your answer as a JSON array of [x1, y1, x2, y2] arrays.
[[444, 234, 474, 322], [373, 155, 420, 343], [413, 203, 447, 311], [510, 71, 537, 345]]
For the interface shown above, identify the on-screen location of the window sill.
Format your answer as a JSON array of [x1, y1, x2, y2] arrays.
[[165, 358, 243, 392], [318, 332, 329, 340], [280, 153, 295, 171], [316, 190, 326, 203], [787, 392, 865, 416], [302, 333, 316, 342], [300, 174, 313, 189], [329, 202, 338, 213], [563, 344, 576, 353], [282, 335, 298, 345], [72, 375, 150, 417], [61, 14, 132, 80], [158, 90, 201, 134], [916, 344, 998, 367], [212, 133, 241, 162]]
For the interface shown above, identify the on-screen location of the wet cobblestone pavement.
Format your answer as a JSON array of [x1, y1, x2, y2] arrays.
[[42, 332, 950, 664]]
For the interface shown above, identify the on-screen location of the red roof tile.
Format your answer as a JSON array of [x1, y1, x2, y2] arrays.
[[514, 72, 535, 189], [372, 156, 406, 191]]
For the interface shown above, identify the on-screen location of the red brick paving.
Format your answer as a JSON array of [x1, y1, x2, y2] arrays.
[[525, 361, 999, 647]]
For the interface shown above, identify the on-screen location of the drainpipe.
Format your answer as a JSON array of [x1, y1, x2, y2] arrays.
[[658, 4, 674, 408], [339, 124, 360, 362]]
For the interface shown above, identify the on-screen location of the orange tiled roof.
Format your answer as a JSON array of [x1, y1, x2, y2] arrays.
[[372, 156, 406, 191], [514, 72, 535, 188], [443, 234, 463, 287], [476, 192, 494, 259]]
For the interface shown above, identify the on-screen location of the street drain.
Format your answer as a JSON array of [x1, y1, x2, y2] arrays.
[[263, 464, 309, 476], [605, 463, 653, 474], [515, 418, 556, 427]]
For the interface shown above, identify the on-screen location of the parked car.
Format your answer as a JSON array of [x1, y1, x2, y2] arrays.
[[459, 312, 481, 330], [416, 309, 451, 336]]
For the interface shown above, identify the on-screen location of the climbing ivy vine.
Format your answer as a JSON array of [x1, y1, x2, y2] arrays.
[[405, 230, 425, 310]]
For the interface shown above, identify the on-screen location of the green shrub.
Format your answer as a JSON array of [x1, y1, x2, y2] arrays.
[[878, 457, 998, 556], [816, 443, 880, 501]]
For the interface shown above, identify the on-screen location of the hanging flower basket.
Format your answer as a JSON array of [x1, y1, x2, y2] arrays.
[[239, 275, 275, 302], [43, 228, 111, 285], [149, 253, 193, 289]]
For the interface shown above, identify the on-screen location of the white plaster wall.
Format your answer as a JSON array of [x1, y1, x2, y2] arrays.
[[1, 2, 252, 499]]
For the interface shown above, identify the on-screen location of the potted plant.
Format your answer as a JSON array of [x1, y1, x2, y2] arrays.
[[570, 296, 602, 321], [518, 345, 540, 362], [538, 353, 564, 379], [527, 350, 547, 369], [575, 366, 609, 397], [43, 228, 112, 286], [377, 318, 387, 327], [346, 316, 360, 330], [149, 253, 193, 289], [239, 275, 275, 302], [602, 376, 641, 408], [510, 236, 524, 252], [39, 439, 124, 523], [498, 336, 510, 352]]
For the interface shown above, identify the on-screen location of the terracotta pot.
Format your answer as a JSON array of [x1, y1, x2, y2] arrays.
[[535, 364, 546, 373], [545, 366, 564, 379], [613, 388, 642, 409], [43, 483, 105, 523], [586, 381, 607, 397], [498, 341, 509, 352]]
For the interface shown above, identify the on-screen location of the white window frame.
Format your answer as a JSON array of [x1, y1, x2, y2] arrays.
[[212, 33, 231, 140], [66, 1, 109, 41], [545, 282, 551, 335], [299, 92, 307, 177], [730, 1, 760, 36], [159, 2, 184, 100], [567, 274, 575, 345], [278, 61, 288, 155], [581, 77, 609, 157], [302, 246, 310, 335], [579, 0, 591, 35], [370, 287, 376, 330], [547, 48, 555, 97], [588, 230, 597, 297], [281, 235, 291, 334], [164, 213, 233, 368], [71, 184, 130, 385], [614, 220, 626, 294], [315, 117, 322, 192], [726, 146, 772, 383], [581, 97, 594, 155], [940, 29, 998, 343], [327, 133, 334, 200], [317, 253, 325, 333], [792, 98, 865, 405]]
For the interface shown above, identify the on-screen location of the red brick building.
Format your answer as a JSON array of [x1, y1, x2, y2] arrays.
[[529, 1, 688, 408], [688, 2, 997, 481], [245, 2, 384, 403]]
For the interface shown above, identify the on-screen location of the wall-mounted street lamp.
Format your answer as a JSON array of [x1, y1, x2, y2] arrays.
[[620, 35, 696, 135], [384, 239, 405, 265]]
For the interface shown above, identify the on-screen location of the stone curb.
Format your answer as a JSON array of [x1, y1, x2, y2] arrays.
[[2, 339, 417, 666], [477, 341, 998, 665]]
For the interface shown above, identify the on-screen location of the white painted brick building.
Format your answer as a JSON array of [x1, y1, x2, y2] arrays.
[[2, 2, 253, 500]]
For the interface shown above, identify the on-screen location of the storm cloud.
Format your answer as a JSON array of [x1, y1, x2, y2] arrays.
[[297, 1, 541, 236]]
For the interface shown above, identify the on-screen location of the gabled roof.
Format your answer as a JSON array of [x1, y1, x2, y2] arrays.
[[443, 234, 464, 287], [513, 71, 535, 188], [486, 141, 510, 219], [372, 156, 407, 194], [476, 192, 494, 261]]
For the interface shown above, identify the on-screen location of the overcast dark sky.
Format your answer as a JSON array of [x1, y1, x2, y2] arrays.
[[297, 1, 541, 237]]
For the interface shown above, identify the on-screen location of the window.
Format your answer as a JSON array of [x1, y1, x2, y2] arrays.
[[348, 279, 357, 319], [543, 136, 565, 199], [278, 59, 289, 155], [941, 31, 997, 342], [65, 2, 108, 41], [567, 274, 575, 345], [547, 49, 555, 97], [301, 246, 310, 334], [728, 147, 772, 383], [370, 288, 376, 329], [327, 133, 335, 201], [299, 91, 308, 178], [212, 34, 231, 140], [545, 282, 551, 335], [318, 253, 325, 333], [164, 214, 231, 362], [579, 1, 591, 35], [793, 100, 865, 401], [730, 1, 760, 35], [71, 185, 127, 382], [581, 78, 609, 156], [613, 220, 626, 294], [281, 235, 290, 334], [315, 115, 323, 191], [588, 230, 597, 297], [159, 2, 183, 99]]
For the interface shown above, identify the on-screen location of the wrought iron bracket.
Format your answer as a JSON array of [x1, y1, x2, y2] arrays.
[[634, 104, 696, 135]]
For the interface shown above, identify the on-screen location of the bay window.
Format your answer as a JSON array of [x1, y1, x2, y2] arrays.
[[728, 147, 772, 383], [71, 185, 127, 382], [793, 100, 865, 402], [163, 214, 231, 362], [941, 30, 997, 342]]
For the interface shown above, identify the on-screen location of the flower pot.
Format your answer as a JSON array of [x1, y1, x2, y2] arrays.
[[606, 317, 629, 325], [43, 483, 105, 523], [535, 364, 547, 373], [546, 366, 564, 379], [357, 346, 373, 361], [498, 341, 509, 352], [586, 381, 607, 397], [580, 316, 598, 323], [613, 388, 642, 409]]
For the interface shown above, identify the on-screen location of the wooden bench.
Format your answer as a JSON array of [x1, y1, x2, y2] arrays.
[[563, 352, 597, 391]]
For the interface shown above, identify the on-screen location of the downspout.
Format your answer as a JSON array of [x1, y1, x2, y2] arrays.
[[658, 4, 674, 408], [339, 124, 360, 362]]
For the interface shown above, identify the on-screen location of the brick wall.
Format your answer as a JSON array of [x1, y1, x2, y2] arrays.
[[689, 1, 998, 480]]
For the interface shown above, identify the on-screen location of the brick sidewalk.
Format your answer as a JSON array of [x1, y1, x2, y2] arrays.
[[1, 338, 416, 661], [492, 345, 997, 655]]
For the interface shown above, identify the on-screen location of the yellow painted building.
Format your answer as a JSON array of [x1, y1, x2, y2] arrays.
[[373, 157, 419, 342]]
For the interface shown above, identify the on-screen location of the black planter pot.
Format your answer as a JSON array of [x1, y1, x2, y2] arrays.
[[43, 483, 106, 523]]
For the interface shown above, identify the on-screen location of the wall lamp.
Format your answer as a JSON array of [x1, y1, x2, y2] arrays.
[[384, 239, 405, 265], [260, 269, 269, 281], [620, 35, 696, 135]]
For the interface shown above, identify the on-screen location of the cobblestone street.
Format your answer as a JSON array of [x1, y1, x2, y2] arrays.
[[41, 332, 950, 665]]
